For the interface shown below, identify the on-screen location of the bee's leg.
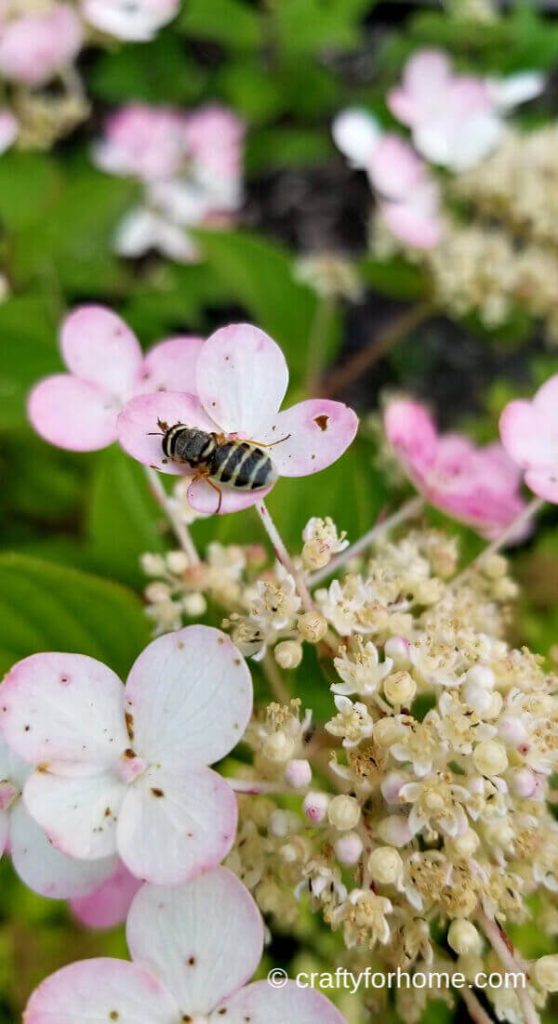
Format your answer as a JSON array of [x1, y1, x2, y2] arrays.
[[193, 473, 223, 514], [245, 433, 292, 448]]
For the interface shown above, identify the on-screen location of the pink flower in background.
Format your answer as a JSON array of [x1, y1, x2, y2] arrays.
[[0, 626, 252, 885], [500, 375, 558, 502], [71, 861, 141, 930], [388, 49, 543, 172], [332, 110, 443, 249], [385, 398, 528, 539], [0, 4, 82, 86], [0, 731, 117, 901], [118, 323, 359, 515], [81, 0, 179, 40], [25, 868, 347, 1024], [93, 103, 245, 262], [28, 305, 204, 452], [0, 109, 17, 152]]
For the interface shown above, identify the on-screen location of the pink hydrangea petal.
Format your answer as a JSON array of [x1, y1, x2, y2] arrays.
[[61, 306, 143, 397], [0, 811, 8, 856], [368, 135, 424, 200], [27, 375, 120, 452], [524, 468, 558, 503], [23, 771, 125, 860], [447, 77, 491, 116], [257, 399, 358, 477], [127, 868, 264, 1014], [125, 626, 252, 770], [500, 399, 558, 469], [10, 802, 118, 899], [138, 336, 205, 395], [116, 766, 237, 885], [384, 399, 438, 474], [24, 958, 179, 1024], [404, 49, 452, 98], [216, 980, 348, 1024], [382, 200, 443, 249], [196, 324, 289, 436], [532, 374, 558, 419], [387, 86, 420, 126], [71, 861, 141, 930], [117, 391, 216, 474], [186, 475, 274, 515], [1, 652, 128, 773], [0, 5, 83, 87]]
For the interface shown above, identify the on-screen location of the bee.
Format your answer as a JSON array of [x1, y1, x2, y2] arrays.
[[151, 420, 290, 512]]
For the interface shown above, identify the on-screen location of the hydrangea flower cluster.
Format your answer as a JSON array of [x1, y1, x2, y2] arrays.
[[92, 103, 246, 262]]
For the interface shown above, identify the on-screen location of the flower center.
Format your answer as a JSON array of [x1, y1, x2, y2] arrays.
[[116, 749, 147, 784]]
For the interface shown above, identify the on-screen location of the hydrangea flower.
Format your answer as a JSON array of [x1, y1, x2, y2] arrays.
[[25, 867, 347, 1024], [500, 374, 558, 502], [0, 730, 117, 900], [28, 304, 204, 452], [0, 625, 252, 885], [93, 103, 245, 262], [332, 109, 443, 248], [118, 323, 359, 514], [388, 49, 543, 172], [385, 398, 527, 539], [0, 4, 83, 87], [81, 0, 179, 41]]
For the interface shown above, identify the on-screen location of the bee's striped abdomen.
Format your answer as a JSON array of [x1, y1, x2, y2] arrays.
[[210, 441, 276, 491]]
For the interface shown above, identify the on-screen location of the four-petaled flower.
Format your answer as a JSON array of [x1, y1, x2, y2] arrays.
[[385, 398, 528, 539], [0, 3, 82, 87], [0, 626, 252, 885], [24, 867, 347, 1024], [28, 305, 203, 453], [118, 322, 359, 514], [500, 374, 558, 504]]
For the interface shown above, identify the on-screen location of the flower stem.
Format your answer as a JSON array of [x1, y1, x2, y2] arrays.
[[255, 499, 314, 613], [477, 912, 535, 1024], [228, 778, 292, 795], [461, 987, 497, 1024], [144, 467, 200, 566], [453, 496, 544, 586], [309, 497, 424, 587], [322, 301, 434, 398], [263, 651, 291, 704]]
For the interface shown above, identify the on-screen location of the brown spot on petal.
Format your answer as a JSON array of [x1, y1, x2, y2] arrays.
[[151, 787, 164, 798], [125, 712, 134, 742], [187, 956, 196, 966], [109, 1013, 119, 1021], [314, 414, 329, 431]]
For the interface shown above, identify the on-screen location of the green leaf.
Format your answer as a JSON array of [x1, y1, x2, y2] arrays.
[[273, 0, 372, 55], [0, 553, 149, 678], [0, 152, 62, 230], [360, 257, 427, 300], [246, 127, 334, 174], [88, 446, 165, 587], [0, 295, 61, 429], [90, 33, 205, 104], [180, 0, 262, 49], [193, 229, 341, 383]]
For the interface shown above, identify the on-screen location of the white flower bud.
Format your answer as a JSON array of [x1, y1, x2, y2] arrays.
[[327, 794, 361, 831], [510, 768, 537, 798], [141, 553, 167, 576], [274, 640, 303, 670], [498, 716, 528, 746], [482, 554, 507, 579], [182, 593, 207, 617], [448, 920, 482, 956], [166, 550, 191, 574], [269, 810, 291, 838], [494, 578, 519, 601], [381, 771, 409, 804], [384, 671, 416, 707], [263, 731, 295, 763], [447, 829, 479, 858], [298, 611, 328, 644], [466, 665, 495, 689], [462, 680, 493, 714], [377, 815, 413, 848], [303, 791, 329, 823], [334, 831, 363, 866], [145, 582, 171, 603], [374, 718, 402, 746], [284, 759, 312, 789], [473, 740, 508, 776], [534, 955, 558, 992], [384, 636, 410, 668], [367, 846, 403, 885], [415, 579, 444, 605]]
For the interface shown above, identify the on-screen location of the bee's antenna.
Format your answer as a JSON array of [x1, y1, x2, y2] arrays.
[[147, 431, 165, 436]]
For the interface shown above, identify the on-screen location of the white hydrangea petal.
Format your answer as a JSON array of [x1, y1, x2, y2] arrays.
[[196, 324, 289, 436], [486, 71, 544, 111], [116, 767, 237, 885], [0, 810, 8, 856], [24, 958, 179, 1023], [23, 770, 125, 860], [1, 652, 128, 773], [332, 108, 381, 167], [214, 980, 348, 1024], [9, 801, 118, 899], [127, 868, 264, 1014], [125, 626, 252, 770]]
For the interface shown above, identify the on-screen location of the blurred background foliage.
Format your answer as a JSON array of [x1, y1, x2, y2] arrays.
[[2, 1, 558, 1021]]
